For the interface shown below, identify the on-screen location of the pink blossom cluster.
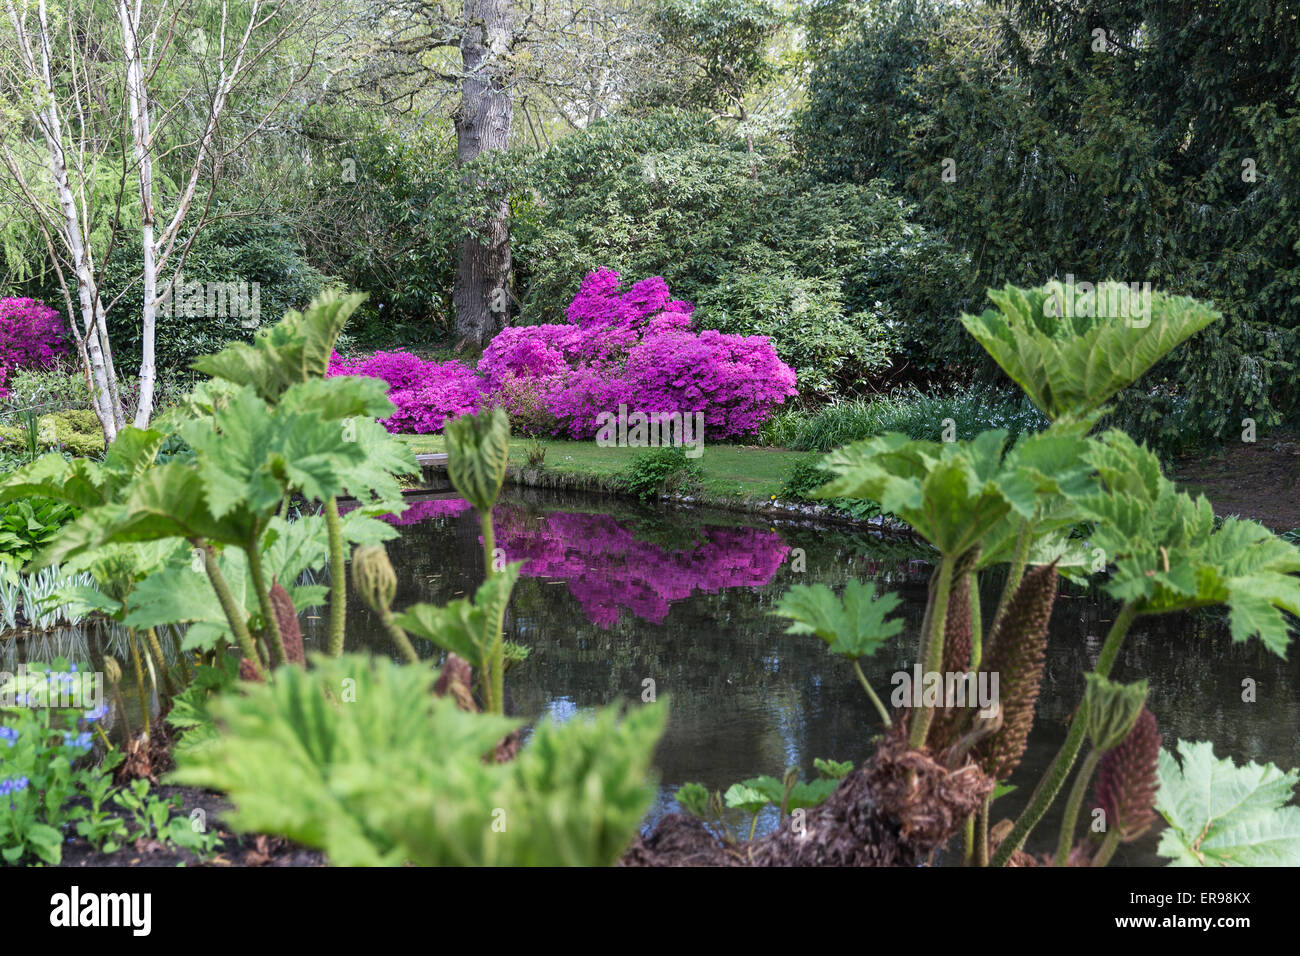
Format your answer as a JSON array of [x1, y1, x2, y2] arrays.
[[479, 270, 796, 439], [0, 298, 69, 396], [334, 270, 796, 438], [328, 350, 485, 434]]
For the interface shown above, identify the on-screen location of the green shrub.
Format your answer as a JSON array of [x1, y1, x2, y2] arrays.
[[0, 408, 104, 459], [779, 457, 832, 501], [623, 447, 705, 500], [778, 456, 882, 522], [801, 0, 1300, 444], [694, 272, 896, 395], [0, 363, 90, 414], [512, 109, 968, 391], [22, 216, 332, 375]]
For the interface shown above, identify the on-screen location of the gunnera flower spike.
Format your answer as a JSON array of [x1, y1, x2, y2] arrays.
[[974, 561, 1059, 780], [1090, 707, 1161, 866]]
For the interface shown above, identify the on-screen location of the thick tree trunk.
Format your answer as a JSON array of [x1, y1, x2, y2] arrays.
[[453, 0, 514, 349]]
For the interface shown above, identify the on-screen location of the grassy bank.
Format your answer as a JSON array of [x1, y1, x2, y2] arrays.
[[400, 435, 816, 505]]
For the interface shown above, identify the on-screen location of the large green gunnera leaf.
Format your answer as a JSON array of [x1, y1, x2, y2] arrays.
[[1156, 740, 1300, 866], [960, 282, 1220, 422]]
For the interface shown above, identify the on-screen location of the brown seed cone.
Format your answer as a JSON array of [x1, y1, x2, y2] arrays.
[[238, 658, 263, 682], [1093, 707, 1161, 840], [269, 579, 305, 667], [974, 561, 1059, 779]]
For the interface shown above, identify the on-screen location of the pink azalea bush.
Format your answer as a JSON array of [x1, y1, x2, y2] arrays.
[[334, 269, 797, 438], [329, 351, 484, 434], [481, 269, 796, 439], [0, 298, 69, 397]]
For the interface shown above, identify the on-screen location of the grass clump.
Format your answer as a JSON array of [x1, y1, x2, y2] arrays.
[[761, 384, 1048, 452]]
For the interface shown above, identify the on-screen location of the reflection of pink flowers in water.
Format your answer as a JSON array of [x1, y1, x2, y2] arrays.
[[493, 507, 790, 627], [339, 497, 474, 526]]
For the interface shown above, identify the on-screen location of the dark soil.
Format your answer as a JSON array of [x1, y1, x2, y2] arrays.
[[57, 784, 326, 867], [1172, 431, 1300, 531]]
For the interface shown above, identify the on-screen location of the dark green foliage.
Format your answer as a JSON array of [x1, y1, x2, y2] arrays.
[[288, 110, 468, 337], [512, 109, 969, 395], [801, 0, 1300, 445], [24, 216, 333, 376], [648, 0, 783, 115]]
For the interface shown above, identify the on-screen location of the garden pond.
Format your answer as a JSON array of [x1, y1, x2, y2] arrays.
[[7, 488, 1298, 865]]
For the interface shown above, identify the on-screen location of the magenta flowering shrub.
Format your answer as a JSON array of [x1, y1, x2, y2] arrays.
[[335, 270, 795, 437], [334, 350, 432, 391], [480, 270, 796, 439], [382, 362, 484, 433], [328, 350, 484, 434], [0, 298, 68, 396]]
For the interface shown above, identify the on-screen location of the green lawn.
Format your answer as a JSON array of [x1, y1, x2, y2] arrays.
[[398, 435, 813, 502]]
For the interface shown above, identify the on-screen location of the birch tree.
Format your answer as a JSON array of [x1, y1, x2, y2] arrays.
[[1, 0, 327, 440]]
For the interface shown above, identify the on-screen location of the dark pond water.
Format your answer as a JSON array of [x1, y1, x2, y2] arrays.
[[322, 489, 1300, 866]]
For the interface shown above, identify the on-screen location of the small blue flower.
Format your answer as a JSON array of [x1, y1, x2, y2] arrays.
[[62, 731, 92, 752], [0, 726, 17, 746], [82, 703, 109, 724]]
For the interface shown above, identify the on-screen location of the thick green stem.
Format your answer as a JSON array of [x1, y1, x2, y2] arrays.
[[990, 520, 1033, 637], [480, 510, 505, 715], [325, 496, 347, 657], [145, 627, 177, 696], [247, 533, 286, 668], [199, 542, 262, 679], [909, 556, 954, 749], [1055, 748, 1102, 866], [167, 626, 193, 684], [852, 660, 891, 727], [963, 814, 975, 865], [125, 628, 150, 738], [379, 609, 420, 664], [991, 600, 1139, 866], [1091, 827, 1122, 867], [976, 794, 991, 866]]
